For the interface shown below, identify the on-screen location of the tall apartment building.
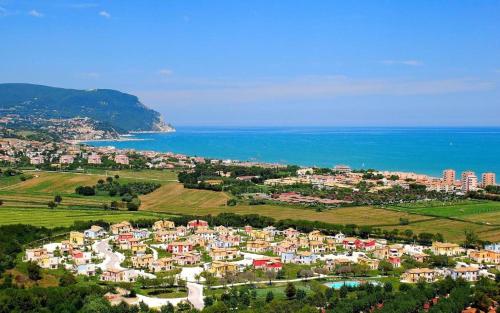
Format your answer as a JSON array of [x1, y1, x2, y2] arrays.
[[482, 172, 496, 187], [442, 169, 456, 186], [461, 171, 478, 192]]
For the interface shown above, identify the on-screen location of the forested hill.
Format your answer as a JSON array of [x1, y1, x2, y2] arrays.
[[0, 83, 173, 133]]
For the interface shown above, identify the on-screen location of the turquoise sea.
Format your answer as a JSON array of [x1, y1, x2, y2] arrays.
[[85, 127, 500, 177]]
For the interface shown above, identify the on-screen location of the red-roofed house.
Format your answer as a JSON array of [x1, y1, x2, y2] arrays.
[[253, 258, 283, 272]]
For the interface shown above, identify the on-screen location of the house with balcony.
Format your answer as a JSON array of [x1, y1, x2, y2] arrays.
[[294, 251, 318, 265], [431, 242, 463, 256], [468, 250, 500, 264], [449, 267, 479, 282], [402, 268, 437, 283], [69, 231, 85, 247], [173, 252, 200, 266], [150, 258, 175, 272], [84, 225, 107, 239], [155, 230, 178, 243], [167, 242, 193, 254], [246, 240, 271, 253], [111, 221, 133, 235], [208, 261, 238, 277], [210, 247, 240, 261], [153, 220, 175, 231], [253, 258, 283, 272], [131, 254, 154, 269]]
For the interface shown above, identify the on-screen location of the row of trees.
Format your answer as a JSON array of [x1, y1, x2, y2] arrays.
[[75, 177, 159, 211], [129, 212, 446, 246], [76, 177, 160, 198]]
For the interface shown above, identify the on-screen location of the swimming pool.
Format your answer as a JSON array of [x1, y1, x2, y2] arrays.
[[325, 281, 360, 289]]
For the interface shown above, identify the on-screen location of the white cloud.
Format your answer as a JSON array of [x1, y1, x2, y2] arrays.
[[99, 10, 111, 19], [381, 60, 423, 66], [158, 69, 174, 77], [138, 76, 494, 106], [28, 9, 44, 18]]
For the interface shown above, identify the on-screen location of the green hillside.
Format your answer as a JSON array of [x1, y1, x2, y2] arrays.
[[0, 83, 171, 132]]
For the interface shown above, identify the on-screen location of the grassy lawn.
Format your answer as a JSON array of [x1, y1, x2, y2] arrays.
[[206, 281, 319, 300], [0, 207, 171, 228], [137, 287, 188, 298], [389, 200, 500, 222]]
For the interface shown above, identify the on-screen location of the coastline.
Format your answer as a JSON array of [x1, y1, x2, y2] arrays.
[[70, 137, 151, 145], [80, 126, 500, 177], [129, 129, 176, 134]]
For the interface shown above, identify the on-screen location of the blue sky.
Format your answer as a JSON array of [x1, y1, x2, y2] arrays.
[[1, 0, 499, 126]]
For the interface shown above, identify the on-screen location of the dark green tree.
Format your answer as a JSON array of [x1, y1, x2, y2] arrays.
[[266, 291, 274, 303], [285, 282, 296, 300], [27, 261, 41, 281]]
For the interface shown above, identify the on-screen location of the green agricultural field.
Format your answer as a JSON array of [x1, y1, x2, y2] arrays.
[[0, 174, 31, 189], [389, 200, 500, 224], [78, 168, 179, 182], [0, 169, 180, 210], [1, 169, 499, 242], [139, 181, 500, 242], [0, 206, 170, 228]]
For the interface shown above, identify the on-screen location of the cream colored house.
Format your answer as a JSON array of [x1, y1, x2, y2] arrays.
[[402, 268, 437, 283], [246, 240, 271, 253], [209, 261, 238, 277], [131, 254, 154, 268], [431, 242, 463, 256], [69, 231, 85, 246]]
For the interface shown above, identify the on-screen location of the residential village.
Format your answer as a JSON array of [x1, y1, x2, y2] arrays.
[[0, 137, 288, 171], [0, 137, 202, 169], [23, 218, 500, 309], [0, 116, 121, 141]]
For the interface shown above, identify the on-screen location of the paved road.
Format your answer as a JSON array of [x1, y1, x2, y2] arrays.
[[94, 238, 125, 270], [149, 246, 159, 260], [187, 282, 204, 310]]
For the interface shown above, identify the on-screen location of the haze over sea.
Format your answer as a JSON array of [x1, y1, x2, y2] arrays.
[[86, 127, 500, 177]]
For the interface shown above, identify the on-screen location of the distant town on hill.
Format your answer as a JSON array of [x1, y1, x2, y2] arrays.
[[0, 83, 174, 140]]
